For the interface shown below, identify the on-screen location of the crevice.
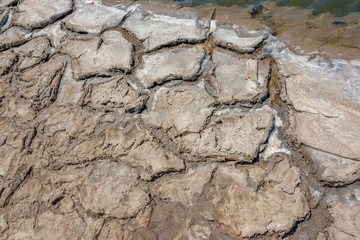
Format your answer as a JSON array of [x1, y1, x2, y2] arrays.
[[145, 167, 187, 183], [2, 166, 33, 207], [0, 8, 11, 29], [0, 37, 28, 52], [322, 178, 360, 189], [117, 27, 145, 72], [339, 229, 358, 238], [267, 57, 286, 108], [78, 71, 122, 81], [302, 145, 360, 162], [51, 196, 64, 205], [99, 5, 134, 36], [144, 38, 208, 54], [197, 164, 217, 205], [282, 218, 306, 238], [0, 51, 19, 75], [94, 218, 107, 240]]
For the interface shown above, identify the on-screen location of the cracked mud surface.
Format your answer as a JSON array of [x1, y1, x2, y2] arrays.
[[0, 0, 360, 239]]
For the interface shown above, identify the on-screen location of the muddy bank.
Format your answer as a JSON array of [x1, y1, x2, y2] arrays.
[[0, 0, 359, 239]]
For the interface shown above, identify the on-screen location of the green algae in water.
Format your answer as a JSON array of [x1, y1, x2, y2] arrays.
[[175, 0, 360, 16]]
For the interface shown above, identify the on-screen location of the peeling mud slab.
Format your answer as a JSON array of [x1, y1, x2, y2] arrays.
[[63, 3, 128, 34], [305, 147, 360, 187], [142, 81, 215, 135], [211, 21, 270, 53], [59, 30, 134, 79], [200, 156, 309, 237], [13, 37, 51, 72], [264, 36, 360, 161], [0, 27, 27, 51], [180, 107, 274, 162], [134, 46, 205, 88], [210, 49, 270, 104], [12, 0, 72, 30], [122, 11, 208, 52], [81, 76, 147, 113]]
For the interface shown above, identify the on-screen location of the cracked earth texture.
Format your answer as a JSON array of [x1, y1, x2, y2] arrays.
[[0, 0, 359, 239]]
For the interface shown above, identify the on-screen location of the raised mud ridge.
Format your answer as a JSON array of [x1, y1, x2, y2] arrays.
[[0, 0, 359, 239]]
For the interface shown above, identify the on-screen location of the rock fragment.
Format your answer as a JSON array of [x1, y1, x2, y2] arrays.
[[63, 4, 127, 34], [212, 22, 269, 53], [122, 12, 208, 52], [60, 31, 133, 79], [211, 50, 270, 103], [180, 107, 274, 162], [12, 0, 72, 30], [135, 46, 205, 88]]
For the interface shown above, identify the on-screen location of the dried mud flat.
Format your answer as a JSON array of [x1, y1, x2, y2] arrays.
[[0, 0, 360, 239]]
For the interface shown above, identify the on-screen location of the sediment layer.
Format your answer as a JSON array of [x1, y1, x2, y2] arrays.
[[0, 0, 359, 239]]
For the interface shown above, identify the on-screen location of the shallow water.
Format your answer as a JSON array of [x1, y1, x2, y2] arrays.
[[174, 0, 360, 16]]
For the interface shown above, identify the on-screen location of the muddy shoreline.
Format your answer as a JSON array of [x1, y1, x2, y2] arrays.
[[0, 0, 359, 239]]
